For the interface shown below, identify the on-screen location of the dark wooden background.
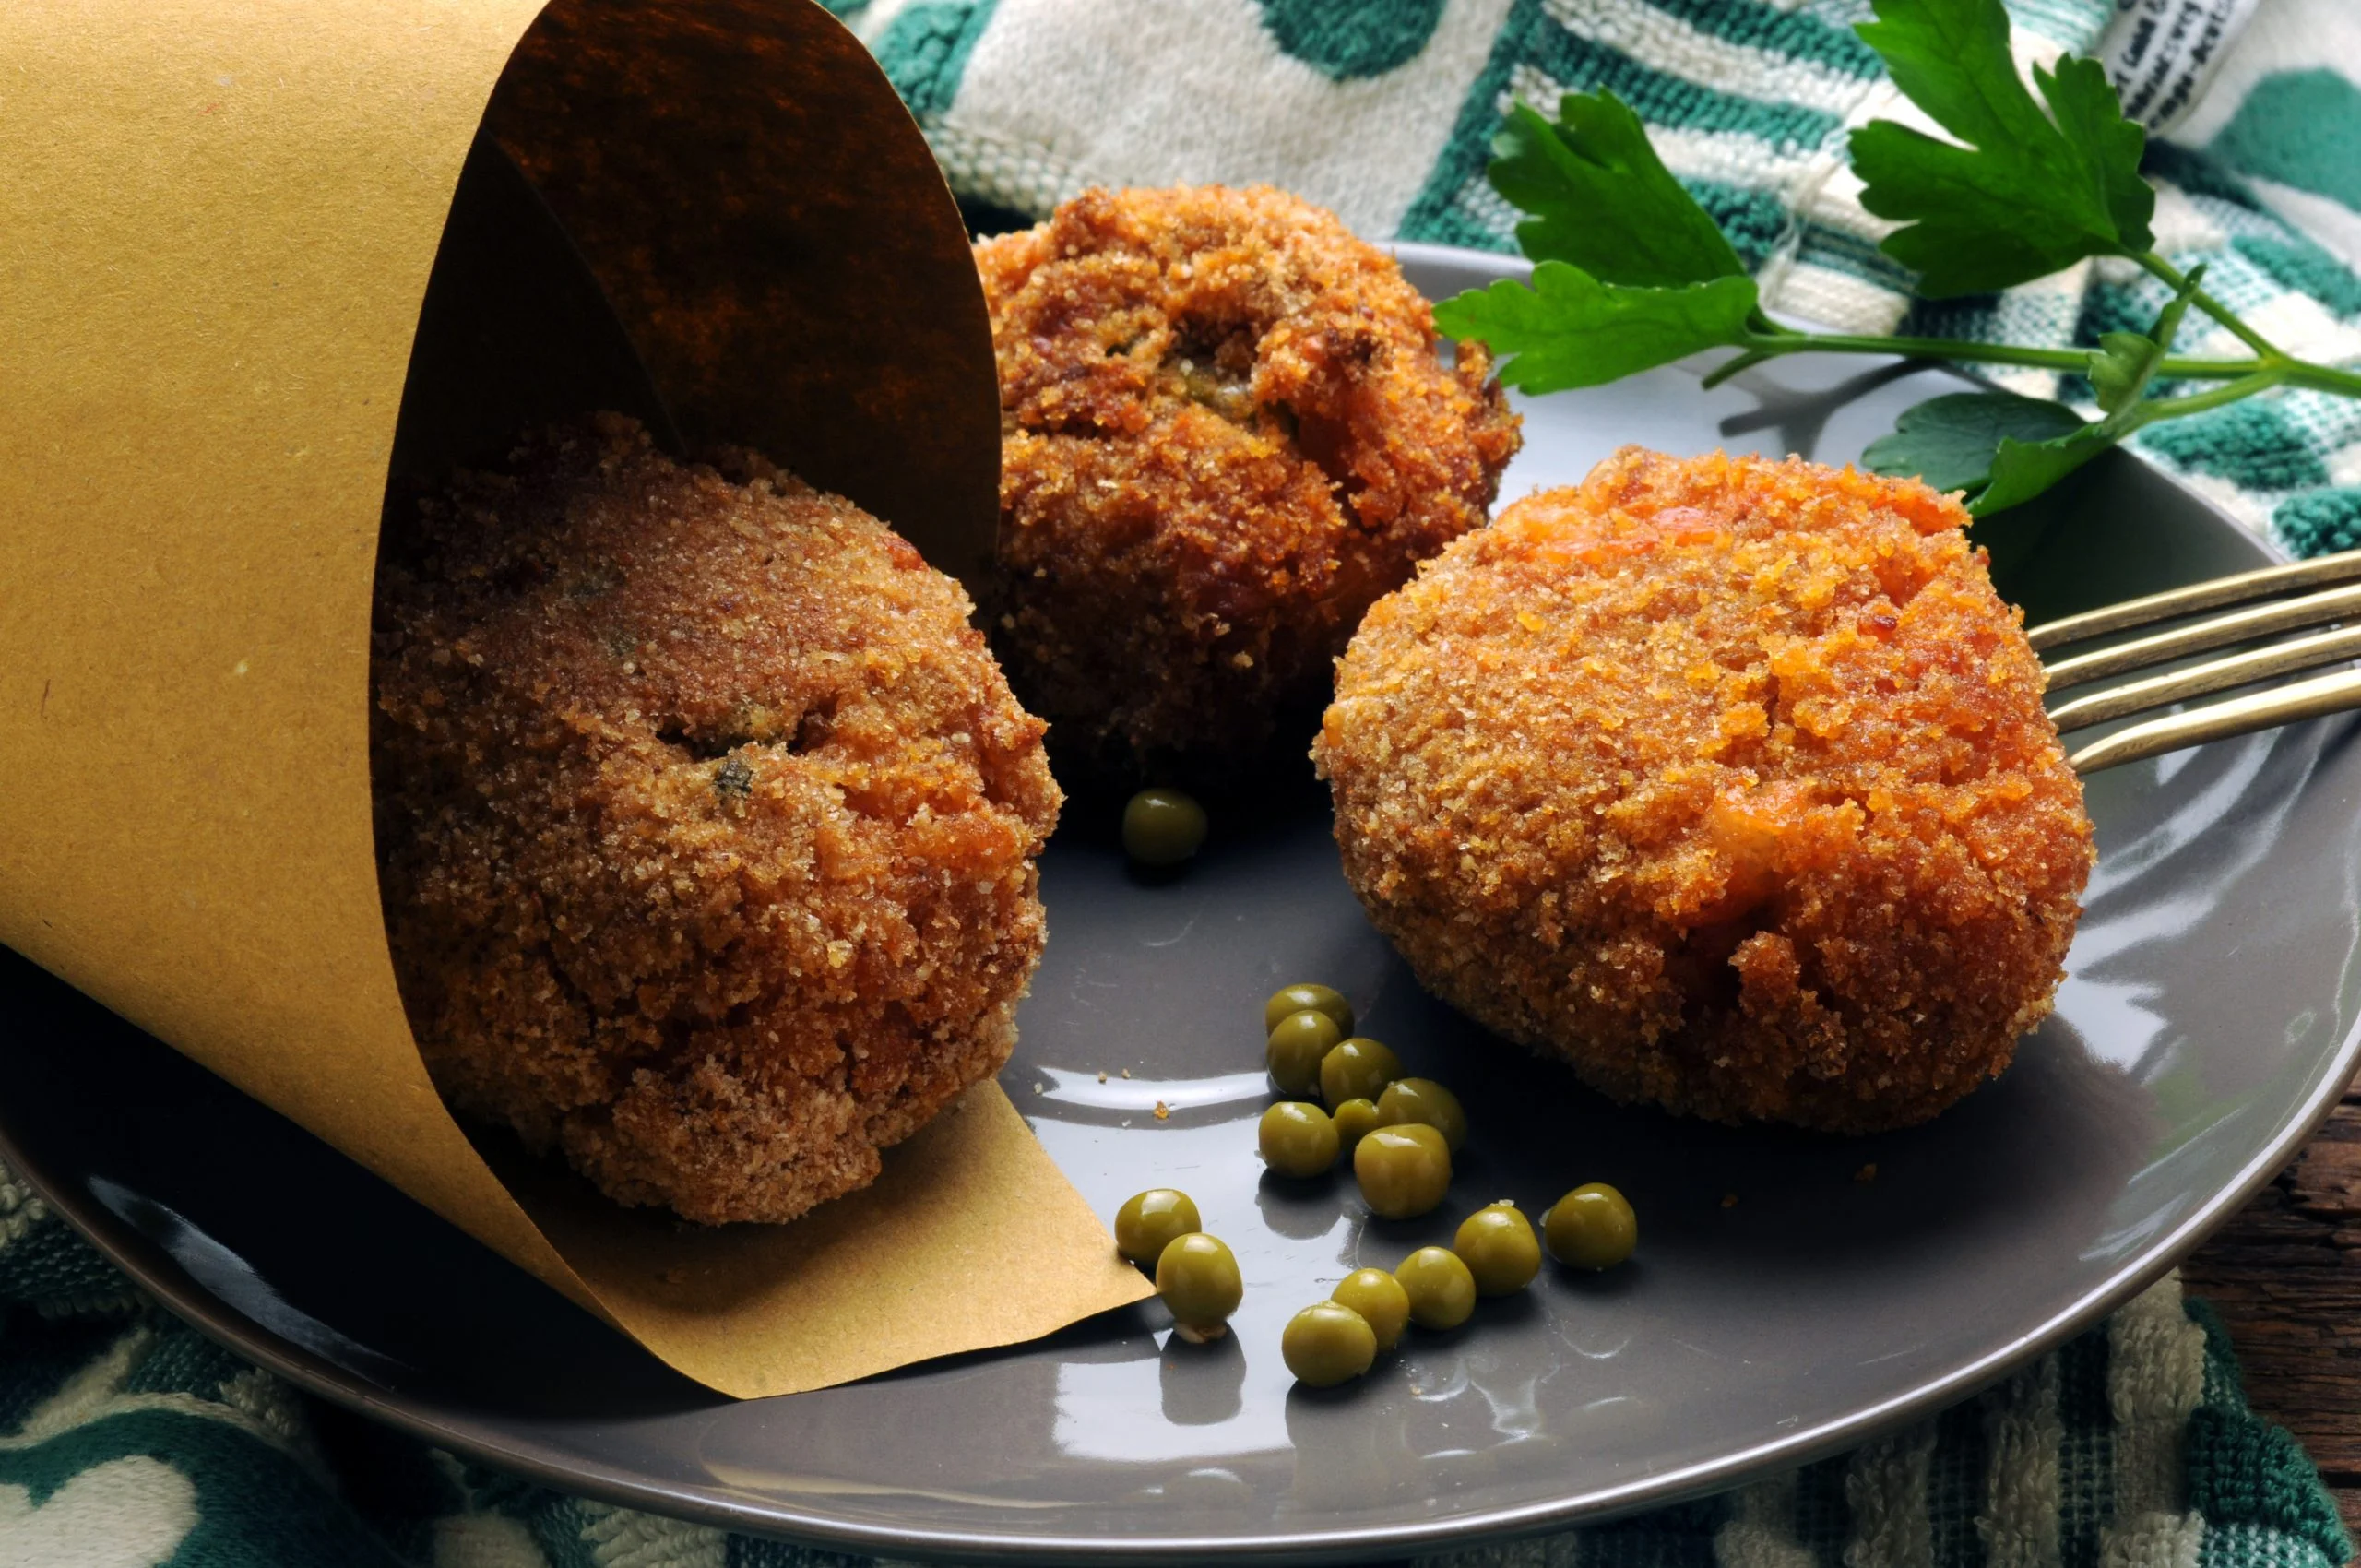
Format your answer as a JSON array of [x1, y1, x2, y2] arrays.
[[2184, 1071, 2361, 1528]]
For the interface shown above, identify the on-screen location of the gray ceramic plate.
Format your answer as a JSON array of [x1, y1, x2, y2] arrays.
[[6, 244, 2361, 1565]]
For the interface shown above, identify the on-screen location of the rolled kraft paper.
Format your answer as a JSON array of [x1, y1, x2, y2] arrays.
[[0, 0, 1149, 1398]]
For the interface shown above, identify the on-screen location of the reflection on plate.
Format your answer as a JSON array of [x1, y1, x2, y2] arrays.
[[4, 244, 2357, 1563]]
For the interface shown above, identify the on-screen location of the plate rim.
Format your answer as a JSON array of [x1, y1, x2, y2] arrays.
[[6, 241, 2353, 1565]]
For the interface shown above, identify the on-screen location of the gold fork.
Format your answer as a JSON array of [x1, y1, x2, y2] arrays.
[[2032, 548, 2361, 773]]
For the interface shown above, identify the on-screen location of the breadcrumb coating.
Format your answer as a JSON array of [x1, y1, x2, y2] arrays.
[[373, 415, 1060, 1224], [974, 185, 1522, 781], [1316, 448, 2094, 1133]]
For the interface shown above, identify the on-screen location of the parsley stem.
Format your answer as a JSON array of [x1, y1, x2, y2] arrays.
[[1701, 349, 1776, 389], [1736, 331, 2265, 382], [2125, 368, 2288, 430], [2135, 252, 2286, 361], [2287, 361, 2361, 398]]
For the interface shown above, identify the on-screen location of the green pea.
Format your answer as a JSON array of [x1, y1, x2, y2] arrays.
[[1265, 1009, 1343, 1095], [1259, 1101, 1340, 1178], [1331, 1267, 1411, 1352], [1332, 1097, 1382, 1153], [1453, 1202, 1542, 1295], [1156, 1232, 1243, 1342], [1352, 1123, 1452, 1219], [1319, 1037, 1401, 1107], [1263, 983, 1354, 1038], [1544, 1182, 1638, 1271], [1282, 1301, 1378, 1388], [1113, 1188, 1200, 1270], [1394, 1245, 1477, 1331], [1122, 788, 1206, 866], [1375, 1077, 1468, 1152]]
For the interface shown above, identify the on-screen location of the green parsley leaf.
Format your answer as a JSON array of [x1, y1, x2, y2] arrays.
[[1976, 423, 2116, 514], [1850, 0, 2152, 296], [2086, 331, 2160, 415], [2039, 51, 2156, 252], [1432, 263, 1760, 393], [2087, 264, 2204, 414], [1861, 391, 2089, 496], [1489, 96, 1747, 289]]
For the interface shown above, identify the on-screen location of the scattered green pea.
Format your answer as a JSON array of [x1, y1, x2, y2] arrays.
[[1259, 1101, 1340, 1178], [1319, 1037, 1401, 1107], [1264, 983, 1354, 1038], [1375, 1077, 1468, 1152], [1331, 1267, 1411, 1352], [1544, 1182, 1638, 1271], [1331, 1097, 1382, 1153], [1353, 1122, 1452, 1219], [1122, 788, 1206, 866], [1113, 1188, 1200, 1270], [1156, 1232, 1243, 1342], [1282, 1301, 1378, 1387], [1265, 1008, 1343, 1095], [1394, 1245, 1477, 1331], [1454, 1202, 1542, 1295]]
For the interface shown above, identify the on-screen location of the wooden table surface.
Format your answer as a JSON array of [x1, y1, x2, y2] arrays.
[[2182, 1069, 2361, 1530]]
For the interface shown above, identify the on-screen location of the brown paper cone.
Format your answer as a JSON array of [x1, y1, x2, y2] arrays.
[[0, 0, 1150, 1398]]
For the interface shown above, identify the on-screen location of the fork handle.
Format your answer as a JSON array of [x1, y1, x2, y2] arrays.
[[2070, 666, 2361, 773]]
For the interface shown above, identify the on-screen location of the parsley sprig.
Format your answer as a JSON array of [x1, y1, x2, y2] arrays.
[[1430, 0, 2361, 515]]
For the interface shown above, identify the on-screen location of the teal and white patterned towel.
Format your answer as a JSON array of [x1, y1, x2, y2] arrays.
[[11, 4, 2361, 1562], [0, 1156, 2346, 1566], [846, 0, 2361, 557]]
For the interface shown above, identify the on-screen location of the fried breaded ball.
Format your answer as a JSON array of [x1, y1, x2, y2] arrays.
[[975, 185, 1523, 782], [372, 414, 1061, 1224], [1316, 448, 2094, 1133]]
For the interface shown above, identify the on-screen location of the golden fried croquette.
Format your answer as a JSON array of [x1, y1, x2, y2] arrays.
[[1316, 448, 2094, 1134], [372, 414, 1061, 1224], [974, 185, 1523, 781]]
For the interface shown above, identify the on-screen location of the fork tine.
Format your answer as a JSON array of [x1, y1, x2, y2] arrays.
[[2069, 665, 2361, 773], [2048, 623, 2361, 733], [2026, 546, 2361, 655], [2039, 580, 2361, 691]]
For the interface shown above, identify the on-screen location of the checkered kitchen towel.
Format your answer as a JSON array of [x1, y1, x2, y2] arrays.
[[8, 3, 2361, 1562], [843, 0, 2361, 557]]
